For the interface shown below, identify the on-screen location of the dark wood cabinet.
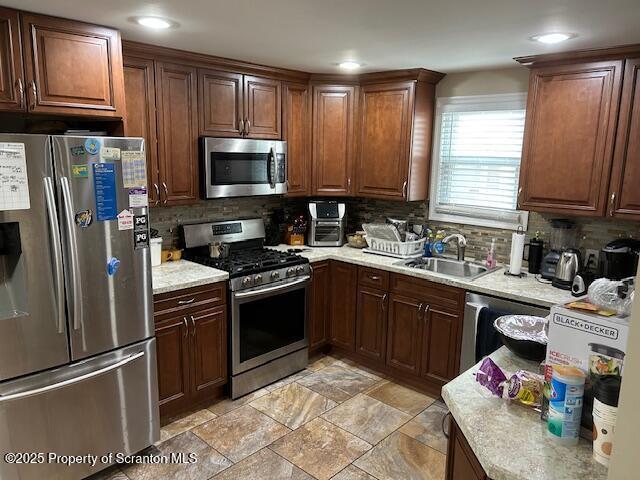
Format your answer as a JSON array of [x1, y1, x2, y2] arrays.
[[0, 8, 24, 112], [20, 12, 125, 117], [198, 69, 243, 137], [609, 57, 640, 219], [244, 75, 281, 139], [446, 416, 491, 480], [284, 82, 311, 196], [328, 261, 357, 350], [421, 307, 461, 385], [312, 85, 357, 196], [386, 293, 423, 375], [356, 285, 388, 362], [154, 283, 227, 420], [356, 80, 435, 201], [123, 56, 159, 206], [518, 60, 623, 216], [155, 62, 199, 206], [308, 261, 330, 351]]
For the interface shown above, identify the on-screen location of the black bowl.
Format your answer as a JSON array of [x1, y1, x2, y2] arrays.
[[494, 315, 548, 362], [497, 332, 547, 362]]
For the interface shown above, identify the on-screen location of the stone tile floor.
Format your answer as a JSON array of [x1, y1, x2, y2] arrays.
[[90, 354, 449, 480]]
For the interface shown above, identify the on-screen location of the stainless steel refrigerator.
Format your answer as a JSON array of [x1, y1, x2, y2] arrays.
[[0, 135, 159, 480]]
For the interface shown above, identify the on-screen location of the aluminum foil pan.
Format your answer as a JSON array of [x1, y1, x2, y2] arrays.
[[494, 315, 548, 345]]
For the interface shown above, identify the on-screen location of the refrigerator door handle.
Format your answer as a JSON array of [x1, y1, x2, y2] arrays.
[[0, 351, 145, 403], [43, 177, 66, 334], [60, 176, 84, 331]]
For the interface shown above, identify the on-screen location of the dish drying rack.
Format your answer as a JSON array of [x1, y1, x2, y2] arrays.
[[361, 223, 425, 259]]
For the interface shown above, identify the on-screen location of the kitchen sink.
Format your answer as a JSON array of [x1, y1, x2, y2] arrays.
[[394, 257, 498, 281]]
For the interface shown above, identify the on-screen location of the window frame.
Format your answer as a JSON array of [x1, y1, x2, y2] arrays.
[[429, 92, 529, 231]]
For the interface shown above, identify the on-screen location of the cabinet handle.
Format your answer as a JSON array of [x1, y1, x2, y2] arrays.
[[245, 119, 250, 135], [190, 315, 196, 336], [15, 78, 25, 109], [177, 298, 195, 305], [609, 192, 617, 217], [368, 275, 381, 281], [417, 303, 424, 316], [153, 183, 160, 206], [348, 177, 352, 191], [402, 181, 407, 199], [162, 182, 168, 205], [239, 119, 245, 135], [182, 317, 188, 338], [28, 80, 37, 110], [381, 293, 388, 312]]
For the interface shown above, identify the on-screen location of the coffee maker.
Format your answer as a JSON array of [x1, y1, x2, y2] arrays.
[[541, 220, 579, 285]]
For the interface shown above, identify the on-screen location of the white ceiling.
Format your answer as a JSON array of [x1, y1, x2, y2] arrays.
[[9, 0, 640, 73]]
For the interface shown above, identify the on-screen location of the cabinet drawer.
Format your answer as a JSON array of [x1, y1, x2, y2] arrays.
[[390, 273, 463, 311], [358, 266, 389, 290], [154, 282, 226, 320]]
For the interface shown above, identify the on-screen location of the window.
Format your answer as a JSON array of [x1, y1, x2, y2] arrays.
[[429, 93, 529, 230]]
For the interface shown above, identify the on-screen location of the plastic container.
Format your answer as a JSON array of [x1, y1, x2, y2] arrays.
[[363, 237, 426, 258], [547, 365, 586, 445], [150, 237, 162, 267]]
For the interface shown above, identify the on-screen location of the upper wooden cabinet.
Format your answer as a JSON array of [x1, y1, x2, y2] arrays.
[[155, 61, 199, 206], [312, 85, 357, 196], [123, 56, 159, 205], [284, 82, 311, 196], [0, 8, 24, 112], [609, 58, 640, 220], [518, 60, 623, 216], [20, 12, 125, 117], [357, 80, 435, 201], [198, 69, 281, 139]]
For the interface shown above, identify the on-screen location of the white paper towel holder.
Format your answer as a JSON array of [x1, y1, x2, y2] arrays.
[[505, 225, 528, 278]]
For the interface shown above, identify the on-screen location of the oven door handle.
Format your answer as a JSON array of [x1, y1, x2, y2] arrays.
[[234, 275, 310, 300]]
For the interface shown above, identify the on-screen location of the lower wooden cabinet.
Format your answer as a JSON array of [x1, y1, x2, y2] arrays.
[[328, 261, 357, 350], [153, 283, 227, 420], [308, 261, 330, 351], [446, 416, 491, 480], [355, 285, 387, 362], [386, 293, 423, 375], [421, 307, 461, 384]]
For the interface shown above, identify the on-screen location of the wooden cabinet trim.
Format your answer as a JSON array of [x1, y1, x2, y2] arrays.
[[243, 75, 282, 139], [154, 282, 227, 320], [198, 68, 243, 137], [284, 82, 311, 196]]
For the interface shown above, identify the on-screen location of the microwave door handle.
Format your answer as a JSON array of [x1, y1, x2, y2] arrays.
[[44, 177, 66, 334], [60, 176, 83, 331], [268, 147, 277, 189]]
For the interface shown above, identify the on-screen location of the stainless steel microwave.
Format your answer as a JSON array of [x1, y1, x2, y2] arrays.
[[202, 137, 287, 198]]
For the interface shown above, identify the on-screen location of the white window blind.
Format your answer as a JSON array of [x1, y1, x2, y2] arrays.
[[429, 93, 529, 230]]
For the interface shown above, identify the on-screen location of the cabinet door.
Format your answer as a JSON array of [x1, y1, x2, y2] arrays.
[[244, 75, 281, 139], [284, 82, 311, 196], [519, 61, 623, 216], [421, 306, 460, 385], [123, 56, 159, 206], [0, 8, 24, 111], [155, 62, 199, 206], [355, 286, 388, 363], [328, 261, 357, 351], [198, 69, 243, 137], [21, 13, 125, 117], [609, 58, 640, 220], [309, 261, 330, 350], [357, 82, 413, 199], [190, 306, 227, 403], [446, 417, 489, 480], [386, 294, 423, 375], [155, 316, 191, 418], [312, 85, 356, 195]]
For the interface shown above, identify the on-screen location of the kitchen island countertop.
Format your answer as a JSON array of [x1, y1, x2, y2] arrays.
[[152, 260, 229, 295], [267, 244, 571, 308], [441, 347, 607, 480]]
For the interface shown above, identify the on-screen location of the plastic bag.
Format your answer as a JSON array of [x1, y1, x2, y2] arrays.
[[588, 277, 635, 316], [476, 357, 544, 408]]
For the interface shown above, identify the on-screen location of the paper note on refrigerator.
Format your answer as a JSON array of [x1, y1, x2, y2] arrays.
[[121, 151, 147, 188], [0, 142, 30, 211]]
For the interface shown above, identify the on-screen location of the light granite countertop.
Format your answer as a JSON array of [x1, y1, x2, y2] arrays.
[[441, 347, 607, 480], [267, 244, 572, 308], [152, 260, 228, 295]]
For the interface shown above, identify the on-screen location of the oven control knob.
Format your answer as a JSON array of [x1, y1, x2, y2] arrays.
[[242, 276, 252, 287], [286, 267, 295, 277], [254, 274, 262, 283], [296, 266, 305, 274], [271, 271, 280, 280]]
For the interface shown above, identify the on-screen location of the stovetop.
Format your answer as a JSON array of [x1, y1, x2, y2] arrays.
[[184, 248, 308, 278]]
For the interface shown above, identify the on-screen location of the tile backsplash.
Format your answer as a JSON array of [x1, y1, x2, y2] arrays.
[[151, 196, 640, 266]]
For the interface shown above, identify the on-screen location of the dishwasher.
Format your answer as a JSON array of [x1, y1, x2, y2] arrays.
[[460, 292, 550, 374]]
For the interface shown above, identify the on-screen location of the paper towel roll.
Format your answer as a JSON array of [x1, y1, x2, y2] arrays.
[[509, 231, 526, 275]]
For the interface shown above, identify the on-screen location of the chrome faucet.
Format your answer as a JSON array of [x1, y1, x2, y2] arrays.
[[442, 234, 467, 261]]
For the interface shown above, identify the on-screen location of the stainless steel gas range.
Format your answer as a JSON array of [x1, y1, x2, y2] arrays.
[[181, 219, 310, 398]]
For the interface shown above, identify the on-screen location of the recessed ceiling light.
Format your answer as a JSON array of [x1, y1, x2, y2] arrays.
[[136, 16, 174, 29], [530, 32, 575, 44], [338, 61, 361, 70]]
